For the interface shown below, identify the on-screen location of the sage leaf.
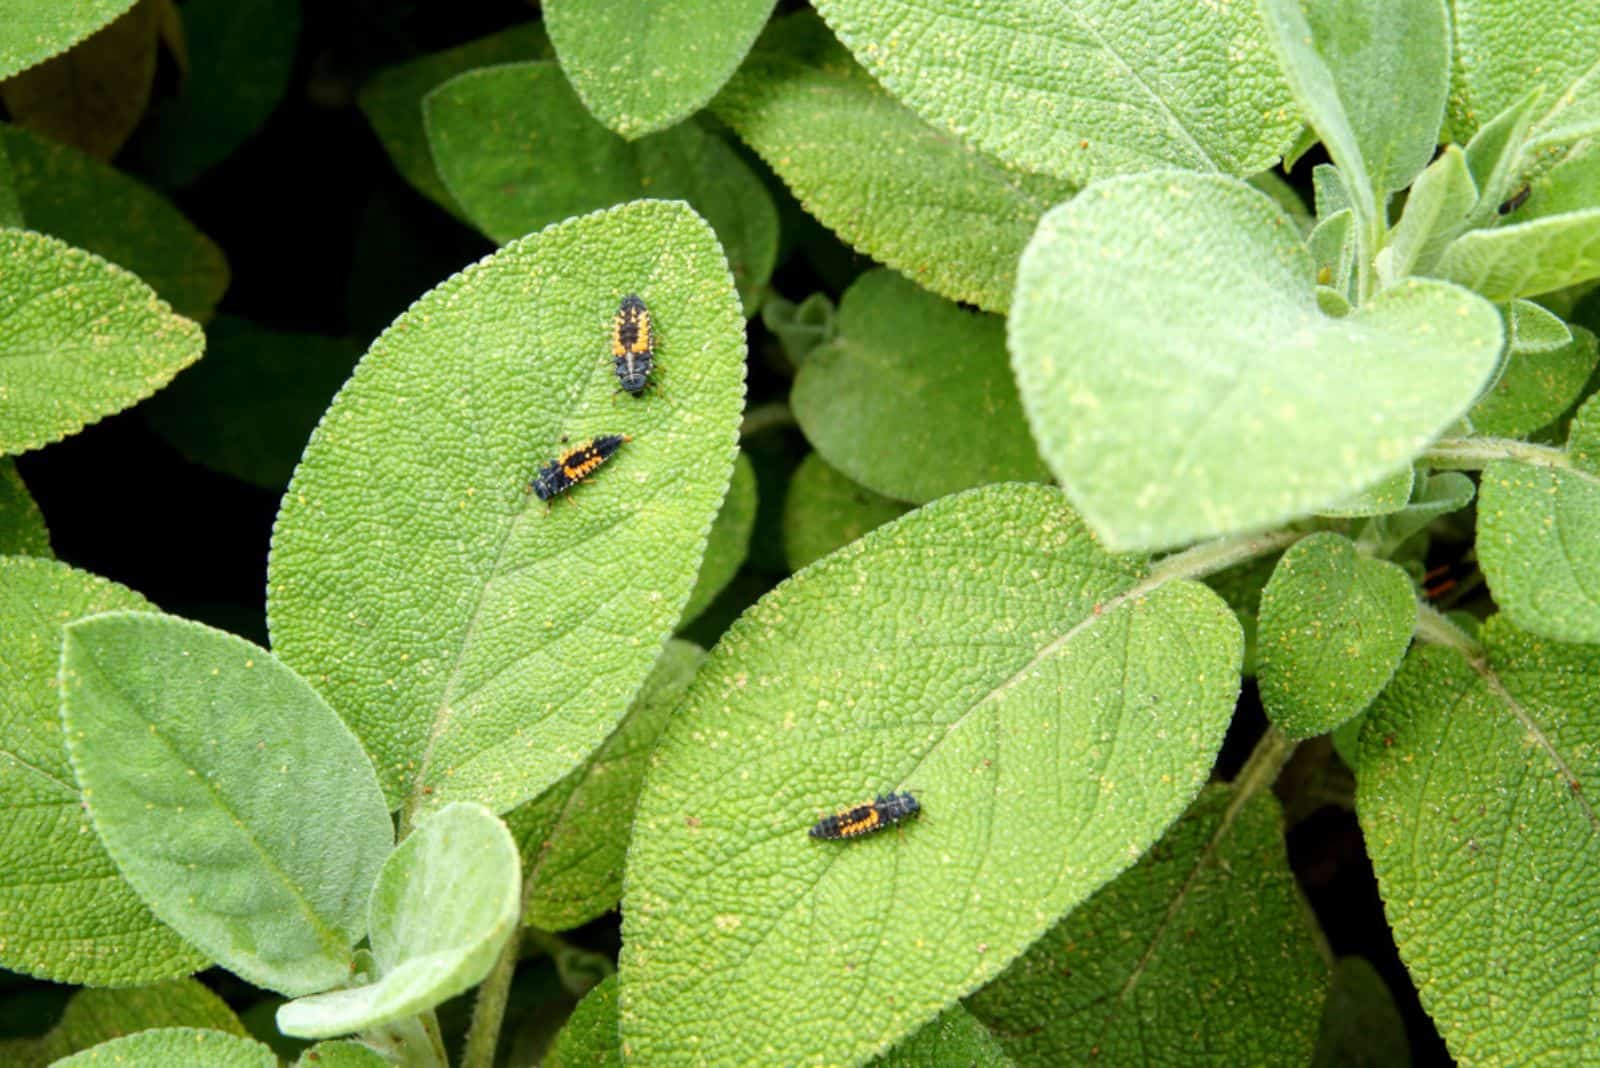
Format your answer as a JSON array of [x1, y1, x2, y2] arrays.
[[544, 975, 621, 1068], [681, 453, 755, 626], [0, 0, 136, 82], [782, 452, 909, 572], [61, 612, 392, 997], [1436, 208, 1600, 301], [1382, 144, 1475, 281], [47, 1028, 275, 1068], [1447, 0, 1600, 153], [12, 980, 245, 1068], [1311, 957, 1411, 1068], [620, 484, 1241, 1065], [0, 459, 51, 555], [1470, 324, 1599, 438], [878, 1007, 1011, 1067]]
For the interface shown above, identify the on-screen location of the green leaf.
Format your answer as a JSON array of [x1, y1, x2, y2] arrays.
[[0, 557, 201, 985], [142, 318, 358, 489], [0, 458, 51, 555], [506, 641, 704, 932], [545, 0, 777, 139], [711, 13, 1075, 314], [1311, 957, 1411, 1068], [876, 1007, 1010, 1068], [681, 453, 755, 626], [811, 0, 1296, 184], [0, 131, 22, 226], [1368, 470, 1476, 553], [1010, 172, 1503, 551], [277, 803, 520, 1039], [1317, 466, 1414, 519], [620, 484, 1241, 1065], [544, 974, 621, 1068], [0, 124, 227, 322], [0, 229, 204, 456], [793, 270, 1049, 505], [1509, 298, 1574, 352], [782, 452, 910, 572], [1447, 0, 1600, 152], [1522, 138, 1600, 221], [1435, 209, 1600, 301], [967, 785, 1327, 1064], [1206, 550, 1285, 677], [292, 1042, 390, 1068], [47, 1028, 276, 1068], [60, 611, 393, 997], [0, 0, 136, 81], [133, 0, 300, 187], [759, 290, 835, 370], [1381, 144, 1476, 281], [1471, 324, 1599, 437], [267, 201, 747, 816], [1257, 533, 1415, 739], [358, 23, 550, 217], [425, 62, 777, 311], [1461, 89, 1543, 228], [13, 980, 246, 1068], [1359, 619, 1600, 1065]]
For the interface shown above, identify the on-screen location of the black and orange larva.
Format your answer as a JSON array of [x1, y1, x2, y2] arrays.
[[809, 792, 921, 840], [1499, 184, 1531, 216], [612, 294, 656, 396], [529, 435, 629, 502]]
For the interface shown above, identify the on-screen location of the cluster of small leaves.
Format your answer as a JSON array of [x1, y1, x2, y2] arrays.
[[4, 0, 1600, 1064]]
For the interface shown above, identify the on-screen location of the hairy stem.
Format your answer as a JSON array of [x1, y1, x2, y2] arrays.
[[1229, 726, 1296, 812], [461, 926, 522, 1068], [1413, 601, 1486, 660], [1423, 437, 1570, 471], [1144, 527, 1303, 587]]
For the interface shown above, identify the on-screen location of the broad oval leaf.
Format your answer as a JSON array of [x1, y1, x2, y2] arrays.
[[1447, 0, 1600, 150], [1010, 172, 1503, 551], [47, 1028, 275, 1068], [267, 200, 746, 817], [792, 270, 1049, 505], [277, 803, 520, 1039], [1257, 533, 1415, 739], [545, 0, 777, 139], [782, 452, 909, 572], [19, 979, 246, 1067], [711, 13, 1075, 314], [620, 483, 1241, 1065], [0, 459, 52, 555], [1478, 462, 1600, 644], [967, 785, 1327, 1064], [1470, 324, 1599, 437], [1358, 619, 1600, 1065], [507, 640, 704, 932], [681, 453, 755, 626], [1435, 209, 1600, 301], [0, 0, 136, 81], [0, 229, 204, 456], [0, 557, 201, 985], [811, 0, 1297, 184], [545, 974, 621, 1068], [424, 62, 777, 311], [877, 1007, 1010, 1068], [61, 611, 392, 997]]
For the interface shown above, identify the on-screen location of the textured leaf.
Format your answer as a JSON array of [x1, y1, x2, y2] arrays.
[[0, 132, 21, 226], [1359, 619, 1600, 1065], [358, 23, 550, 216], [0, 458, 51, 555], [968, 784, 1326, 1064], [277, 803, 520, 1039], [0, 229, 204, 456], [681, 451, 755, 626], [1311, 957, 1411, 1068], [793, 269, 1048, 505], [292, 1043, 389, 1068], [782, 452, 909, 572], [876, 1007, 1010, 1068], [1257, 533, 1415, 739], [425, 62, 777, 310], [545, 0, 776, 139], [1, 124, 228, 321], [545, 974, 621, 1068], [507, 641, 703, 932], [811, 0, 1295, 184], [1368, 470, 1476, 552], [143, 318, 358, 488], [1436, 208, 1600, 301], [1461, 89, 1544, 229], [620, 484, 1241, 1065], [1521, 138, 1600, 221], [1317, 466, 1414, 519], [1471, 324, 1599, 437], [1010, 172, 1503, 550], [0, 0, 136, 82], [1508, 298, 1573, 352], [712, 14, 1075, 314], [13, 981, 245, 1068], [1382, 144, 1475, 281], [0, 558, 200, 985], [61, 612, 392, 997], [1447, 0, 1600, 151], [267, 201, 746, 817], [0, 1, 157, 160], [134, 0, 300, 187], [759, 290, 834, 370], [48, 1028, 275, 1068]]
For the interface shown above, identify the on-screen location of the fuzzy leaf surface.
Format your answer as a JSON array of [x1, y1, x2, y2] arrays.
[[1435, 209, 1600, 301], [968, 785, 1326, 1064], [10, 980, 245, 1068], [1010, 172, 1502, 550], [267, 201, 746, 816], [1471, 324, 1599, 437], [0, 558, 200, 985], [1358, 620, 1600, 1065], [620, 484, 1241, 1065], [0, 229, 203, 456], [711, 14, 1075, 313], [1447, 0, 1600, 151], [793, 269, 1048, 505], [48, 1028, 275, 1068], [782, 452, 909, 572], [0, 0, 136, 81], [61, 612, 392, 997], [682, 453, 755, 626], [545, 974, 621, 1068], [545, 0, 776, 139]]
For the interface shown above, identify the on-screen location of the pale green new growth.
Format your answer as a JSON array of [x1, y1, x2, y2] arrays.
[[712, 13, 1075, 314], [0, 0, 136, 81], [793, 270, 1049, 504], [1010, 173, 1503, 551], [277, 803, 521, 1039], [1447, 0, 1600, 153], [267, 201, 746, 818], [1257, 533, 1415, 739], [545, 0, 777, 139], [620, 484, 1240, 1065], [682, 454, 756, 625], [47, 1028, 276, 1068], [0, 230, 204, 457], [813, 0, 1296, 184], [1382, 145, 1475, 281], [60, 612, 392, 997], [782, 452, 910, 572], [1436, 209, 1600, 301], [1360, 620, 1600, 1065], [0, 558, 199, 986]]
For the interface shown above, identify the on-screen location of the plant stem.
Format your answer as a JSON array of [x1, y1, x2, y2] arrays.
[[461, 925, 523, 1068], [1143, 527, 1302, 587], [1413, 601, 1486, 659], [1422, 437, 1570, 471], [1228, 725, 1296, 813]]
